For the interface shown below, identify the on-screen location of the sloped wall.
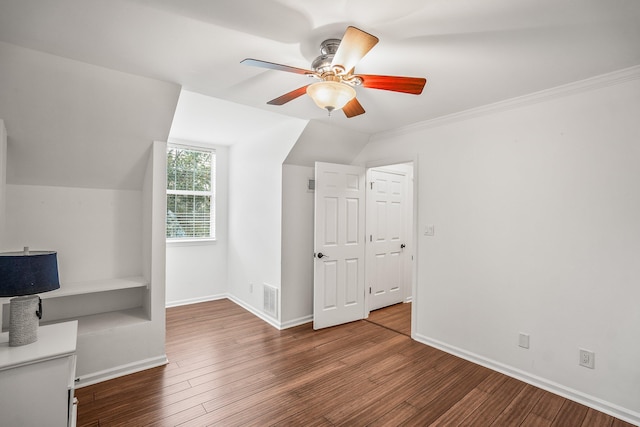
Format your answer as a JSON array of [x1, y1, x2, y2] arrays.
[[284, 119, 370, 167], [0, 41, 179, 190]]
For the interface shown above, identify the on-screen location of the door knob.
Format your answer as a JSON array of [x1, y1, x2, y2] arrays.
[[400, 244, 406, 249], [316, 252, 328, 259]]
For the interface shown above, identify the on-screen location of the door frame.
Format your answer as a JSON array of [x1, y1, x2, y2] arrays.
[[365, 165, 412, 311], [363, 155, 419, 338]]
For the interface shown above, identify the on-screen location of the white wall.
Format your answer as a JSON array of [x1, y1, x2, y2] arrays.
[[355, 71, 640, 422], [0, 120, 5, 243], [281, 164, 315, 326], [227, 118, 307, 323], [166, 144, 229, 306], [3, 185, 142, 282]]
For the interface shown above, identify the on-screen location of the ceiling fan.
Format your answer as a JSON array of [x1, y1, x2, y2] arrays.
[[241, 26, 426, 118]]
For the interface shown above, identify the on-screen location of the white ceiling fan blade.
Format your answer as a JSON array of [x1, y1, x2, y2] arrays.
[[331, 26, 379, 73]]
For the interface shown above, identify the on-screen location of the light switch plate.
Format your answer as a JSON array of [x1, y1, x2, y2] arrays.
[[424, 224, 435, 236], [518, 333, 530, 349]]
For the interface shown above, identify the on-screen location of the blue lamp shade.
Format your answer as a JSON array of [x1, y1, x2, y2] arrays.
[[0, 251, 60, 297]]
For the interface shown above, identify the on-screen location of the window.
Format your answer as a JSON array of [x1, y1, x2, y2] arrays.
[[166, 145, 215, 240]]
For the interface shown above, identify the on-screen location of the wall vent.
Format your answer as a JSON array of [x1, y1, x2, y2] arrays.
[[263, 283, 278, 318]]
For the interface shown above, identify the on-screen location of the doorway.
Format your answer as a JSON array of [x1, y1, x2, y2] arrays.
[[313, 160, 416, 334], [365, 162, 414, 335]]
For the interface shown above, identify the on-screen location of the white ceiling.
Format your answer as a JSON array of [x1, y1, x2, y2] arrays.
[[0, 0, 639, 136]]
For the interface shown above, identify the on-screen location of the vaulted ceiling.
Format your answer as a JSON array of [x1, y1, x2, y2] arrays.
[[1, 0, 639, 136]]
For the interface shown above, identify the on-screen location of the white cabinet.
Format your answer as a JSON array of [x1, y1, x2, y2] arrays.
[[0, 321, 78, 427]]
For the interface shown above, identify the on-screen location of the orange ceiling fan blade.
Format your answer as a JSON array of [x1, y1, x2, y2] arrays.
[[267, 85, 311, 105], [359, 75, 427, 94], [241, 58, 314, 75], [342, 97, 366, 118], [331, 26, 379, 74]]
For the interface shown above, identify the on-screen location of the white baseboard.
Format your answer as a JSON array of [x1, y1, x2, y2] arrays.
[[226, 294, 282, 329], [280, 314, 313, 329], [75, 355, 168, 388], [167, 294, 312, 330], [165, 293, 227, 308], [414, 333, 640, 426]]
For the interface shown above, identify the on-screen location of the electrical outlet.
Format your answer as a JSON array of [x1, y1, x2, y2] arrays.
[[249, 283, 254, 293], [579, 349, 595, 369], [518, 333, 530, 349]]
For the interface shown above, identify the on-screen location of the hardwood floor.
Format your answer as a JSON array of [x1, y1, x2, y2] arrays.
[[76, 299, 634, 426], [366, 302, 411, 336]]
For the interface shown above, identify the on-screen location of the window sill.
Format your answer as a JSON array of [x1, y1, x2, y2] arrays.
[[166, 238, 217, 247]]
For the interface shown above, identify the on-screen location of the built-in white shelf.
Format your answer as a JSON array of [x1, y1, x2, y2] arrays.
[[0, 277, 149, 304], [2, 277, 150, 336], [43, 276, 149, 299], [42, 307, 148, 336]]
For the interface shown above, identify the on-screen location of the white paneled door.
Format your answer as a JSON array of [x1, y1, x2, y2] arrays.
[[313, 162, 366, 330], [367, 168, 407, 311]]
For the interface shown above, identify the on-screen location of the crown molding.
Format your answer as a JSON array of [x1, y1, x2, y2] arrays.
[[376, 65, 640, 140]]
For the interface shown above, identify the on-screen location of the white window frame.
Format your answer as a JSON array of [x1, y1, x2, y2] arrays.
[[166, 143, 216, 242]]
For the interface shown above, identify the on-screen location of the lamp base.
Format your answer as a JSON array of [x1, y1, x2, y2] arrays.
[[9, 295, 40, 346]]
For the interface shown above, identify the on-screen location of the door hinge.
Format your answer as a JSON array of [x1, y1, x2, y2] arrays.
[[369, 287, 372, 294], [369, 234, 372, 242], [370, 181, 373, 190]]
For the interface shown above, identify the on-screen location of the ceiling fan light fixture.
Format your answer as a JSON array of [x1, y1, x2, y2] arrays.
[[306, 81, 356, 114], [242, 26, 425, 119]]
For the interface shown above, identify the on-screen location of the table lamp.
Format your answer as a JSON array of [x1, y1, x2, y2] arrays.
[[0, 247, 60, 346]]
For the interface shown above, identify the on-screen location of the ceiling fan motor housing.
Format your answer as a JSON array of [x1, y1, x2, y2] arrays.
[[312, 38, 341, 74]]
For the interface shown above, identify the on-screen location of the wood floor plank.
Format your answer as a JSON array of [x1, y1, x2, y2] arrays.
[[366, 402, 420, 427], [401, 362, 493, 425], [431, 372, 504, 426], [527, 389, 566, 423], [551, 399, 589, 426], [582, 408, 615, 427], [521, 413, 555, 427], [612, 418, 638, 427], [490, 384, 545, 426], [75, 299, 634, 427], [459, 375, 526, 426], [129, 404, 207, 427], [333, 359, 460, 426], [430, 388, 491, 426]]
